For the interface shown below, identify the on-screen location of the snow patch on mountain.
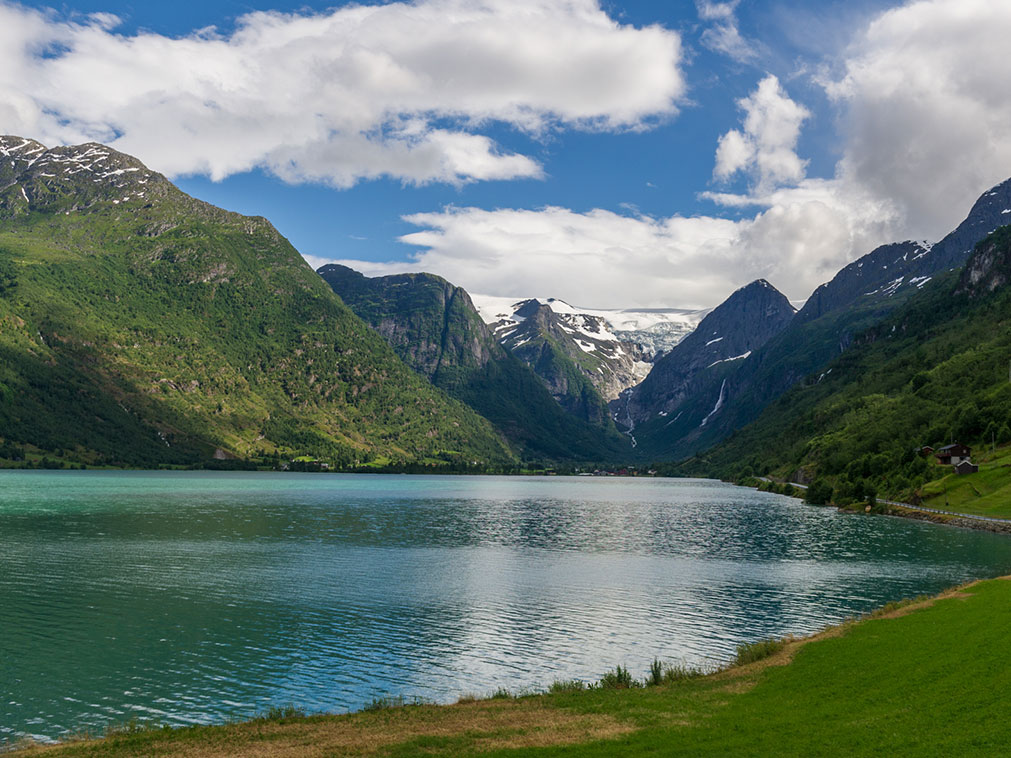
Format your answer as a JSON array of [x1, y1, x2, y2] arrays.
[[699, 379, 728, 428], [470, 294, 708, 358]]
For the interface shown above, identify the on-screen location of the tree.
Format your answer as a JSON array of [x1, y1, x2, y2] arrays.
[[805, 480, 834, 505], [0, 257, 17, 295], [865, 483, 877, 507]]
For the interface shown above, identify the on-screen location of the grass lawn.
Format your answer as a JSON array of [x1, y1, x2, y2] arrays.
[[920, 445, 1011, 518], [16, 576, 1011, 757]]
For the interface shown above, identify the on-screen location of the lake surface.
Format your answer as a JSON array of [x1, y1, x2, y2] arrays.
[[4, 471, 1011, 743]]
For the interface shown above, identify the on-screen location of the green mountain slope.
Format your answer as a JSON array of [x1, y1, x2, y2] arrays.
[[0, 136, 514, 468], [318, 264, 631, 462], [685, 226, 1011, 507], [652, 179, 1011, 462]]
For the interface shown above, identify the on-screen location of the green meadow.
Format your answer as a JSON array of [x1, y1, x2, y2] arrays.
[[20, 576, 1011, 757]]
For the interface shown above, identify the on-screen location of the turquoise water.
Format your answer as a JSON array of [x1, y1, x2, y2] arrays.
[[4, 471, 1011, 743]]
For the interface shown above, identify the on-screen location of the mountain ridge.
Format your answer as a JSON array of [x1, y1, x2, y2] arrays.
[[630, 177, 1011, 462], [684, 225, 1011, 508], [0, 136, 515, 468], [614, 278, 795, 454], [318, 263, 631, 462]]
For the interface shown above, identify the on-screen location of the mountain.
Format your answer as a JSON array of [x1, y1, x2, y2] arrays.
[[317, 264, 495, 381], [468, 295, 705, 430], [0, 136, 514, 468], [614, 280, 795, 453], [688, 225, 1011, 507], [957, 226, 1011, 296], [471, 295, 707, 362], [636, 177, 1011, 462], [317, 264, 630, 461]]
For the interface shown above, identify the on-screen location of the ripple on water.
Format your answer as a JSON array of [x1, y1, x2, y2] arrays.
[[3, 472, 1011, 743]]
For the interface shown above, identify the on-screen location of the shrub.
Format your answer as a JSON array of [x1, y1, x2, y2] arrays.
[[734, 637, 788, 666], [261, 704, 306, 721], [362, 695, 428, 711], [0, 257, 17, 295], [597, 664, 639, 690], [660, 661, 710, 684], [648, 658, 664, 687], [999, 424, 1011, 445]]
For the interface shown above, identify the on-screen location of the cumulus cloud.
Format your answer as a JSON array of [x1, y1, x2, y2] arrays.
[[318, 169, 899, 308], [6, 0, 1010, 311], [712, 75, 811, 193], [0, 0, 685, 186], [705, 0, 1011, 293], [329, 0, 1011, 312], [315, 206, 744, 309], [823, 0, 1011, 241]]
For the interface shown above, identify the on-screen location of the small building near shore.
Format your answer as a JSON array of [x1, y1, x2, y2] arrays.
[[954, 460, 979, 475], [936, 443, 971, 466]]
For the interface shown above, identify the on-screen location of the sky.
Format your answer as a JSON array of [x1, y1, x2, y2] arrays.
[[2, 0, 1011, 308]]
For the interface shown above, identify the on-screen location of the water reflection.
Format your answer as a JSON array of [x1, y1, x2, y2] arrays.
[[3, 471, 1011, 743]]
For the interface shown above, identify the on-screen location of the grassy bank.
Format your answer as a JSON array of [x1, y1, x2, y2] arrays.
[[15, 576, 1011, 757], [918, 445, 1011, 518]]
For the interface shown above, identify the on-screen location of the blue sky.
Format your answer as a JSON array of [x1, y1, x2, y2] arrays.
[[4, 0, 1010, 307]]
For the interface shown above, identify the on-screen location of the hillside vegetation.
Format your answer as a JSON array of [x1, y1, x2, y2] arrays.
[[681, 227, 1011, 510], [637, 179, 1011, 463], [20, 577, 1011, 757], [0, 137, 514, 468], [318, 265, 631, 463]]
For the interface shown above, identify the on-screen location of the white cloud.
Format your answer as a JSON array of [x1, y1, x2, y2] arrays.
[[712, 75, 811, 193], [7, 0, 1011, 313], [711, 0, 1011, 295], [696, 0, 760, 63], [685, 0, 1011, 306], [318, 169, 899, 308], [0, 0, 685, 187], [318, 206, 744, 309], [822, 0, 1011, 241]]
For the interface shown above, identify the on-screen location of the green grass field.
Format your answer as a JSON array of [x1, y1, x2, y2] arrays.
[[19, 576, 1011, 757]]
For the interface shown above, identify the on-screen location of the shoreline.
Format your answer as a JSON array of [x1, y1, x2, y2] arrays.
[[746, 476, 1011, 534], [877, 502, 1011, 534], [12, 575, 1007, 757], [7, 472, 1011, 753], [7, 466, 1010, 531]]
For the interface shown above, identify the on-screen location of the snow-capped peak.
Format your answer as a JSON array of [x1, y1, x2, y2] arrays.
[[470, 292, 708, 356]]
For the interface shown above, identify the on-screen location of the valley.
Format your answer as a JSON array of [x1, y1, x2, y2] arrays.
[[3, 133, 1011, 522], [4, 3, 1011, 756]]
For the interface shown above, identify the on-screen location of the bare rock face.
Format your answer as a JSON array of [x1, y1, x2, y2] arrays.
[[957, 227, 1011, 297], [500, 300, 651, 400], [619, 279, 795, 428], [477, 296, 678, 409], [318, 264, 632, 460], [318, 264, 499, 380]]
